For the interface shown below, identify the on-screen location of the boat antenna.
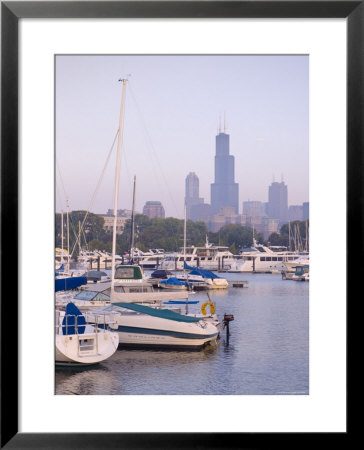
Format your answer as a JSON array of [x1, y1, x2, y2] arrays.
[[111, 78, 128, 293]]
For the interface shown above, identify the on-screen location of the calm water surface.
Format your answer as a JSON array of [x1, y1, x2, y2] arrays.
[[55, 273, 309, 395]]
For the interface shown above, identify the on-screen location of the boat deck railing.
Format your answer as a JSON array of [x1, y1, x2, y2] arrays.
[[55, 311, 116, 336]]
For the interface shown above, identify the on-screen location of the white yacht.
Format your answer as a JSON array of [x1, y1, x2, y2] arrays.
[[131, 247, 165, 269], [160, 236, 234, 271], [228, 239, 302, 273]]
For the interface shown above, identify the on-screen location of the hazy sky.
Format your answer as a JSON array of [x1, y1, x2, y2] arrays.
[[56, 55, 308, 219]]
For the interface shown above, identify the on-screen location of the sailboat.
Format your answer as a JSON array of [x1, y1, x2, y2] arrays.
[[92, 78, 219, 349], [55, 302, 119, 366]]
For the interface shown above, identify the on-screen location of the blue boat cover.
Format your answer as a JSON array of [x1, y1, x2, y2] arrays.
[[163, 300, 199, 305], [159, 277, 187, 286], [62, 303, 86, 335], [112, 302, 201, 322], [187, 268, 220, 279], [55, 276, 88, 292]]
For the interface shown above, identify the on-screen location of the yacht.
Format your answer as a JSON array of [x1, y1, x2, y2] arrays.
[[228, 239, 303, 273], [160, 236, 234, 271]]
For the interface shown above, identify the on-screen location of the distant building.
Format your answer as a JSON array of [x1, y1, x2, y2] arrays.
[[267, 181, 288, 224], [106, 209, 133, 218], [143, 201, 165, 219], [207, 206, 244, 233], [288, 205, 303, 222], [245, 216, 279, 240], [190, 203, 212, 222], [100, 215, 127, 234], [185, 172, 204, 220], [243, 201, 265, 218], [210, 129, 239, 214], [302, 202, 309, 221]]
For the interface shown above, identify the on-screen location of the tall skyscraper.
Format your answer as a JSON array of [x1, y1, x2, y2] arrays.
[[185, 172, 203, 220], [210, 129, 239, 214], [267, 181, 288, 223]]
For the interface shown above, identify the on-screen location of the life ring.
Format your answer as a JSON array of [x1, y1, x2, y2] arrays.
[[201, 301, 215, 315]]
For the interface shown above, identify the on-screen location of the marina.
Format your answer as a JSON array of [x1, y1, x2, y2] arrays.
[[54, 62, 310, 398], [56, 272, 309, 395]]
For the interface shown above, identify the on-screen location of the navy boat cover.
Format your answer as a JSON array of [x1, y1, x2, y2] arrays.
[[183, 263, 220, 279], [62, 303, 86, 335], [55, 276, 88, 292], [159, 277, 187, 286]]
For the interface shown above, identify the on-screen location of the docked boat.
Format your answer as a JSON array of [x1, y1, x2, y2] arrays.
[[131, 248, 165, 269], [158, 277, 188, 290], [283, 264, 309, 281], [228, 239, 303, 273], [55, 302, 119, 366], [91, 302, 219, 349], [178, 265, 229, 289], [83, 79, 219, 350], [283, 254, 310, 272], [159, 236, 234, 271]]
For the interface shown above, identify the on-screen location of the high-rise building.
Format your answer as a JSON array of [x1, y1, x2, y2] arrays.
[[288, 205, 303, 221], [210, 129, 239, 214], [267, 181, 288, 224], [185, 172, 203, 220], [142, 201, 165, 219], [243, 201, 265, 218]]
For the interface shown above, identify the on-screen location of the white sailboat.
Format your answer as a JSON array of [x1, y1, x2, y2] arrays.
[[94, 78, 220, 349], [55, 302, 119, 366]]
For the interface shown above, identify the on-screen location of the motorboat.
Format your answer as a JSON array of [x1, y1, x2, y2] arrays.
[[283, 255, 310, 272], [130, 247, 165, 269], [178, 265, 229, 289], [90, 301, 219, 350], [55, 302, 119, 366], [158, 277, 188, 290]]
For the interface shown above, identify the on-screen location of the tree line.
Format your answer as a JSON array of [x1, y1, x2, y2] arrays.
[[55, 211, 309, 257]]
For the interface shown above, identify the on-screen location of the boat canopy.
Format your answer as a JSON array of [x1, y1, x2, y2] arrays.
[[55, 276, 88, 292], [159, 277, 187, 286], [112, 301, 201, 323]]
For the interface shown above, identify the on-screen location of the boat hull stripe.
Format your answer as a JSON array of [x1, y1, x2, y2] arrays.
[[115, 326, 218, 340]]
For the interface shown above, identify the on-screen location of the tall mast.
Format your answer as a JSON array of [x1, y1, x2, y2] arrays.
[[66, 200, 70, 273], [129, 175, 136, 261], [61, 210, 64, 257], [78, 220, 81, 254], [111, 78, 128, 291], [183, 204, 187, 255]]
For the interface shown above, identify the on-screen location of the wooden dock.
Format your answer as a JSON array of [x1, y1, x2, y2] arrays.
[[229, 280, 248, 288]]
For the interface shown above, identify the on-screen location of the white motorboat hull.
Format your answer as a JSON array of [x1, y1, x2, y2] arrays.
[[108, 313, 219, 349]]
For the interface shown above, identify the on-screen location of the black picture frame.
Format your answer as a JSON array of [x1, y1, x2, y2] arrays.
[[1, 1, 357, 448]]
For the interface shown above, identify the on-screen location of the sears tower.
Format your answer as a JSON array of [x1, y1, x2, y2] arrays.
[[210, 126, 239, 214]]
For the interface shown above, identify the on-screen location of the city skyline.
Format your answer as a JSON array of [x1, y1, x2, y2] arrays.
[[56, 55, 309, 219]]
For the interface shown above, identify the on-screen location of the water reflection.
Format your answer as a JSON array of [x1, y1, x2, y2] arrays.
[[56, 274, 309, 395]]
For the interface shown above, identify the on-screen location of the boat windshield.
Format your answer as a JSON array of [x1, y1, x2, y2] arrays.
[[74, 291, 109, 301]]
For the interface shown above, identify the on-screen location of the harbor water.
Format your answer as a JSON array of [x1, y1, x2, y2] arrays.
[[55, 273, 309, 395]]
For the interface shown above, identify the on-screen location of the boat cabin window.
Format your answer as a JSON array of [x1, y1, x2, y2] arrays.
[[93, 292, 110, 301], [115, 266, 143, 280], [74, 291, 98, 301]]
